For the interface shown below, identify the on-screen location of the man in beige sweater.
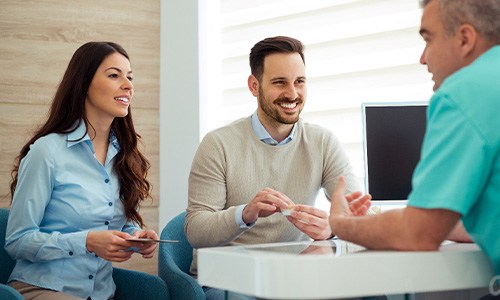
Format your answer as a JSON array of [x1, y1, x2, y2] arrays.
[[185, 36, 371, 284]]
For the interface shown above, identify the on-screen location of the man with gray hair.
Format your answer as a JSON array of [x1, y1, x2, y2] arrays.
[[329, 0, 500, 297]]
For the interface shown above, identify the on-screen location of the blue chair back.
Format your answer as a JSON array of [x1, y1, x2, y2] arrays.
[[0, 208, 24, 299], [0, 208, 16, 284], [159, 210, 204, 300]]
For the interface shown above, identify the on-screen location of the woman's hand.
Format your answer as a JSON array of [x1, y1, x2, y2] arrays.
[[130, 229, 159, 258], [86, 230, 135, 262]]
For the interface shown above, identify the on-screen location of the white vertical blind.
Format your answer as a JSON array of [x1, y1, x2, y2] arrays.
[[203, 0, 434, 210]]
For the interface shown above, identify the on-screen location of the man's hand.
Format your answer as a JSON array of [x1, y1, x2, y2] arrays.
[[329, 176, 372, 233], [242, 187, 295, 224], [288, 205, 333, 240]]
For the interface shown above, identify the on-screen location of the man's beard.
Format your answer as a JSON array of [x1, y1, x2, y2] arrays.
[[258, 88, 303, 125]]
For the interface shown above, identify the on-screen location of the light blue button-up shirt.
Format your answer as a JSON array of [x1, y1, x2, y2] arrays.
[[251, 111, 296, 146], [5, 121, 139, 299], [235, 111, 297, 227]]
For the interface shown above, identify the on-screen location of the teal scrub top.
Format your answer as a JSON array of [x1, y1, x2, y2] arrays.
[[408, 46, 500, 275]]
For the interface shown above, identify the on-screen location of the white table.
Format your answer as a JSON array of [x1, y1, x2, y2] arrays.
[[198, 240, 495, 299]]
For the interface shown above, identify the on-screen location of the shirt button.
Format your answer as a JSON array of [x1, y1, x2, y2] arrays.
[[104, 221, 109, 225], [104, 179, 110, 183], [69, 251, 73, 256], [108, 202, 113, 206], [88, 275, 94, 280]]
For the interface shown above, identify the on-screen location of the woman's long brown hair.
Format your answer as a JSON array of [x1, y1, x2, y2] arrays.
[[10, 41, 151, 227]]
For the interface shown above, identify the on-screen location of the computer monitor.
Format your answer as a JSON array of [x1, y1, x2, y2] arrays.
[[361, 102, 428, 205]]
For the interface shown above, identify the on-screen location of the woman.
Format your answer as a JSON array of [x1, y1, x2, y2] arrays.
[[5, 41, 158, 300]]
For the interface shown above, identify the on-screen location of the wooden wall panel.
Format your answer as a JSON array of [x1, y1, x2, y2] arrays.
[[0, 0, 160, 274], [0, 103, 48, 206]]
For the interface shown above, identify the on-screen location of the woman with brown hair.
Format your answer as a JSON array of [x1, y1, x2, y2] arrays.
[[5, 41, 158, 300]]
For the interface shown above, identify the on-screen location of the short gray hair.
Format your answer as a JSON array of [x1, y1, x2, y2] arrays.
[[420, 0, 500, 43]]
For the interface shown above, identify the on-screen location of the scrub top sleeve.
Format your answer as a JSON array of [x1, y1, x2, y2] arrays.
[[408, 94, 494, 213]]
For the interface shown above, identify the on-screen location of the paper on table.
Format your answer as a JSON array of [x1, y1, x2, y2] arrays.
[[126, 238, 179, 243]]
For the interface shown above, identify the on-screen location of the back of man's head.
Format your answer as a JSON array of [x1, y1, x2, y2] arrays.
[[421, 0, 500, 44], [249, 36, 305, 82]]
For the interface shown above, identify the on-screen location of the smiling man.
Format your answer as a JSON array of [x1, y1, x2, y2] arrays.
[[185, 36, 368, 299], [329, 0, 500, 290]]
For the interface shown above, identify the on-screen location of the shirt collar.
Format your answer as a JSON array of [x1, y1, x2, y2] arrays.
[[67, 120, 91, 148], [251, 111, 296, 146], [66, 120, 120, 152]]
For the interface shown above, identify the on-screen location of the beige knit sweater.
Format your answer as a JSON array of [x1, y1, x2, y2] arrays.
[[186, 117, 360, 274]]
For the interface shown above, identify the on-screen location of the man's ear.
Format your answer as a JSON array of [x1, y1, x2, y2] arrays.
[[457, 23, 477, 59], [248, 75, 259, 97]]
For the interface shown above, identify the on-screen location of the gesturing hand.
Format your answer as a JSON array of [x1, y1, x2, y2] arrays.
[[330, 176, 371, 223]]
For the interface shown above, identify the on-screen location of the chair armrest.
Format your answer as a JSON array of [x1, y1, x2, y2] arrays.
[[113, 268, 169, 300], [0, 284, 24, 300]]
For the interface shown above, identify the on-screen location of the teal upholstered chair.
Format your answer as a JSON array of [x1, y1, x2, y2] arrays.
[[158, 210, 205, 300], [0, 208, 170, 300], [0, 208, 23, 300]]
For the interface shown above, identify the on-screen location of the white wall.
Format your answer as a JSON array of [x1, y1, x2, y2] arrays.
[[159, 0, 201, 230]]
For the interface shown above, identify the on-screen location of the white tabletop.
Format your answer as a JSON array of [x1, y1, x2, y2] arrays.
[[198, 240, 495, 299]]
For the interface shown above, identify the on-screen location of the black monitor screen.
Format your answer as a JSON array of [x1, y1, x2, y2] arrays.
[[363, 103, 427, 201]]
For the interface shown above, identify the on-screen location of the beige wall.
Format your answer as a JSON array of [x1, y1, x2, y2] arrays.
[[0, 0, 160, 274]]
